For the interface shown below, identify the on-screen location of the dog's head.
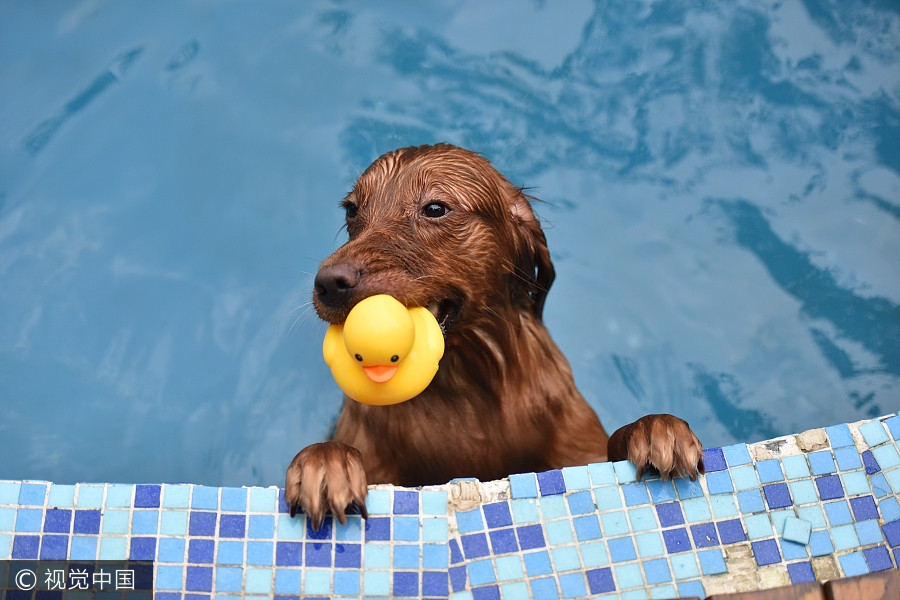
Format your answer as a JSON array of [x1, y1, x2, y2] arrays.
[[313, 144, 555, 338]]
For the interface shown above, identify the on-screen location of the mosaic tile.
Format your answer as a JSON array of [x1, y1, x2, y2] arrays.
[[2, 414, 900, 598]]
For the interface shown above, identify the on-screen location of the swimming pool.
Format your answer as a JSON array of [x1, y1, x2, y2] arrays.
[[0, 1, 898, 488]]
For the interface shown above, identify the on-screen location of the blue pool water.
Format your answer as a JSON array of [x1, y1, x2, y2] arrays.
[[0, 1, 898, 488]]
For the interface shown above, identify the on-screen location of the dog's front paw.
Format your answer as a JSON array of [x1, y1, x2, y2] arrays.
[[608, 414, 705, 481], [284, 442, 368, 530]]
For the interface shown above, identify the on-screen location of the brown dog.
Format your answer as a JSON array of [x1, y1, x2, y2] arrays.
[[286, 144, 703, 528]]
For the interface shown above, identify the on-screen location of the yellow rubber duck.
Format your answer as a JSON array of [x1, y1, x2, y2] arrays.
[[323, 294, 445, 406]]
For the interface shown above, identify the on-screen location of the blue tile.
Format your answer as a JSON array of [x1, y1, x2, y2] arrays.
[[674, 478, 704, 499], [466, 558, 496, 586], [879, 496, 900, 523], [816, 475, 845, 500], [690, 523, 719, 548], [613, 460, 639, 483], [489, 528, 518, 554], [730, 465, 760, 491], [248, 514, 275, 538], [12, 535, 39, 559], [131, 510, 159, 534], [189, 511, 217, 536], [449, 538, 464, 564], [737, 489, 765, 513], [722, 443, 752, 466], [825, 424, 855, 447], [219, 487, 246, 512], [558, 571, 587, 598], [782, 455, 811, 479], [422, 490, 448, 515], [191, 486, 219, 510], [129, 537, 156, 561], [456, 508, 485, 533], [763, 483, 793, 509], [546, 520, 574, 545], [755, 459, 784, 483], [831, 524, 860, 551], [622, 483, 650, 506], [669, 553, 700, 579], [537, 470, 566, 495], [511, 498, 539, 524], [662, 528, 692, 553], [627, 506, 657, 532], [134, 484, 161, 508], [594, 486, 623, 510], [655, 502, 685, 527], [589, 462, 617, 486], [246, 541, 273, 566], [562, 465, 591, 490], [644, 557, 672, 584], [882, 520, 900, 547], [705, 471, 734, 495], [751, 538, 781, 566], [307, 516, 333, 540], [682, 497, 712, 523], [855, 519, 884, 545], [581, 540, 610, 567], [698, 548, 727, 575], [423, 543, 449, 569], [809, 450, 837, 475], [780, 538, 809, 560], [702, 448, 727, 472], [552, 545, 582, 571], [586, 567, 616, 594], [423, 571, 449, 597], [305, 542, 332, 567], [365, 489, 391, 514], [43, 509, 72, 533], [523, 549, 553, 576], [448, 564, 468, 594], [394, 571, 420, 596], [787, 561, 815, 583], [862, 450, 881, 474], [825, 500, 853, 526], [186, 566, 213, 592], [782, 516, 812, 545], [646, 479, 678, 503], [863, 545, 894, 572], [364, 517, 390, 541], [614, 562, 643, 590], [607, 536, 637, 562], [633, 532, 664, 559], [516, 524, 546, 550], [219, 514, 246, 538], [838, 551, 869, 577], [393, 490, 419, 515], [539, 495, 567, 519], [566, 490, 595, 515], [872, 444, 900, 470], [834, 447, 863, 471], [678, 580, 706, 598], [394, 544, 419, 568], [220, 540, 247, 565], [529, 577, 559, 599], [600, 511, 629, 536], [394, 516, 419, 541], [18, 484, 47, 506], [508, 473, 538, 499], [809, 530, 834, 556], [886, 416, 900, 440], [859, 421, 890, 446], [483, 502, 513, 528], [716, 519, 746, 544], [573, 515, 602, 541], [788, 479, 819, 506], [40, 535, 68, 560]]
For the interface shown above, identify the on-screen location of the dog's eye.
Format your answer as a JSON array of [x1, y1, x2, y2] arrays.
[[390, 355, 399, 362], [344, 202, 359, 219], [423, 202, 449, 218], [354, 354, 363, 362]]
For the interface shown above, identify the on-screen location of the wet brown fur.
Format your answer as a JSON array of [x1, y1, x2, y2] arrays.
[[285, 144, 703, 526]]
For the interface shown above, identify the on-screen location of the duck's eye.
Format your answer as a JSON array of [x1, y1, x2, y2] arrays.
[[354, 354, 363, 362], [390, 355, 399, 362], [422, 202, 449, 218], [344, 202, 359, 219]]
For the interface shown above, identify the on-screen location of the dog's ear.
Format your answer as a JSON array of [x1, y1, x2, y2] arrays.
[[510, 190, 556, 320]]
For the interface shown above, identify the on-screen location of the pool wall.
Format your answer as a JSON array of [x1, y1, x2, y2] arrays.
[[1, 413, 899, 599]]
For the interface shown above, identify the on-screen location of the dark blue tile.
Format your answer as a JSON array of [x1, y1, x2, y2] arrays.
[[185, 566, 213, 592], [43, 509, 72, 533], [751, 538, 781, 566], [863, 545, 893, 572], [134, 484, 161, 508], [305, 542, 332, 567], [307, 516, 332, 540], [449, 538, 464, 564], [393, 571, 418, 597], [422, 571, 448, 597], [130, 537, 156, 561], [716, 519, 747, 544], [188, 539, 214, 564], [488, 528, 518, 554], [393, 491, 419, 515], [656, 502, 685, 527], [763, 483, 793, 509], [662, 528, 692, 553], [482, 502, 513, 528], [11, 535, 39, 559], [850, 496, 879, 522], [536, 470, 566, 495], [461, 532, 490, 559], [883, 520, 900, 547], [73, 509, 101, 534], [334, 543, 361, 568], [702, 448, 727, 472], [516, 524, 546, 550], [691, 523, 719, 548], [472, 585, 500, 600], [449, 565, 467, 592], [189, 511, 217, 536], [219, 514, 246, 538], [862, 450, 881, 474], [586, 567, 616, 594], [787, 561, 815, 583], [40, 535, 68, 560], [364, 517, 390, 541], [815, 475, 844, 501], [277, 489, 290, 513], [275, 541, 302, 566]]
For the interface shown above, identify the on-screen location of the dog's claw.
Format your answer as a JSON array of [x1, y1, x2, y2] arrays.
[[284, 442, 368, 530], [611, 414, 705, 482]]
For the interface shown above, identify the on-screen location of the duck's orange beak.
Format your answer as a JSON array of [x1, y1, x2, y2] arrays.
[[363, 364, 398, 383]]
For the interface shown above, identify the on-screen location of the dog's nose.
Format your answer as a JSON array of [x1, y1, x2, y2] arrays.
[[314, 263, 360, 307]]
